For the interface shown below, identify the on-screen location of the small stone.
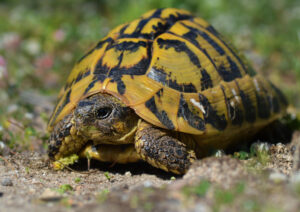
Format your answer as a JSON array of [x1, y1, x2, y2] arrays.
[[214, 149, 226, 157], [0, 141, 6, 150], [39, 188, 62, 202], [24, 113, 34, 120], [7, 104, 18, 113], [1, 178, 13, 186], [269, 172, 287, 182], [0, 192, 3, 197], [143, 180, 153, 187], [193, 203, 211, 212], [121, 194, 129, 202], [28, 188, 36, 194], [24, 39, 40, 55], [125, 171, 132, 177]]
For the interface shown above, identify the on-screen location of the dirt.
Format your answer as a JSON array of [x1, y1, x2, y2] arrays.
[[1, 133, 300, 212]]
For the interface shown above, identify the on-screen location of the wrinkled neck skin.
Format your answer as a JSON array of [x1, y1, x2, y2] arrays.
[[74, 93, 139, 144], [48, 93, 139, 159]]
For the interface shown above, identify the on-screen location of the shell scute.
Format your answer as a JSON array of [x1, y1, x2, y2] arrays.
[[48, 8, 287, 136]]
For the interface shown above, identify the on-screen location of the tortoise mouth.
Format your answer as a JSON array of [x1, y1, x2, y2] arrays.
[[48, 123, 73, 160], [48, 133, 90, 161], [47, 113, 90, 160]]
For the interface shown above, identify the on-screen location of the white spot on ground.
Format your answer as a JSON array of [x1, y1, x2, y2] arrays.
[[190, 98, 206, 114]]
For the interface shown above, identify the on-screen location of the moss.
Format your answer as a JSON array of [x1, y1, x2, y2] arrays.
[[104, 171, 111, 181], [194, 180, 211, 197], [250, 142, 270, 166], [182, 180, 211, 198], [234, 151, 250, 160], [97, 189, 109, 203], [25, 167, 30, 174], [130, 195, 139, 209], [213, 182, 246, 211], [60, 197, 73, 208], [74, 177, 81, 183], [143, 202, 154, 211], [242, 200, 260, 211], [55, 184, 73, 194]]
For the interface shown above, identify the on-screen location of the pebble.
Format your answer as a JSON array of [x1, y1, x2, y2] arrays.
[[0, 141, 6, 149], [1, 178, 13, 186], [143, 180, 153, 187], [24, 39, 40, 56], [7, 104, 18, 113], [269, 172, 287, 182], [121, 194, 129, 202], [24, 112, 34, 120], [125, 171, 132, 177], [214, 149, 226, 157], [193, 203, 211, 212], [28, 188, 36, 194]]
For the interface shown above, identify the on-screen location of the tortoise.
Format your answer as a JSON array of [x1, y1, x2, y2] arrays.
[[47, 8, 288, 174]]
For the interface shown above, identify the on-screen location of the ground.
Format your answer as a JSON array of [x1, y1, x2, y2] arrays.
[[1, 133, 300, 212]]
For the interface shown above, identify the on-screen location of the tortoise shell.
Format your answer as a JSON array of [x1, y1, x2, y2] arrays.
[[48, 8, 287, 135]]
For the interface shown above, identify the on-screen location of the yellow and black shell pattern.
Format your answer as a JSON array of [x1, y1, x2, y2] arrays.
[[48, 8, 287, 135]]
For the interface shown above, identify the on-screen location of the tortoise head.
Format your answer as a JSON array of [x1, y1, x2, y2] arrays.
[[73, 93, 139, 142], [48, 93, 139, 160]]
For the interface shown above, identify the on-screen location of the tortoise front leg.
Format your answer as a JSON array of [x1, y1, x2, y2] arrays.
[[135, 121, 196, 174]]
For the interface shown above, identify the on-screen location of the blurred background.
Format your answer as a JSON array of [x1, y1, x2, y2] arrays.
[[0, 0, 299, 151]]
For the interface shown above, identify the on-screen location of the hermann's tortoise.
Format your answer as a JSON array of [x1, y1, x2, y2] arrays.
[[47, 8, 288, 174]]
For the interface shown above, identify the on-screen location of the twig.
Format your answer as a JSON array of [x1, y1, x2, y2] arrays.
[[7, 119, 25, 130], [52, 160, 97, 174]]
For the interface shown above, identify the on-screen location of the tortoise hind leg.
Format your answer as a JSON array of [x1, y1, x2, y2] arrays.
[[135, 121, 196, 174]]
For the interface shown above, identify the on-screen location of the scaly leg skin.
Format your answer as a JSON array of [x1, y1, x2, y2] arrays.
[[135, 121, 196, 174]]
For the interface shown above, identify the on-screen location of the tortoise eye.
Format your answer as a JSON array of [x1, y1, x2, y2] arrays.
[[96, 107, 112, 119]]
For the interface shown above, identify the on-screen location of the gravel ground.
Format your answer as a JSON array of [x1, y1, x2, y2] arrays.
[[1, 132, 300, 212]]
